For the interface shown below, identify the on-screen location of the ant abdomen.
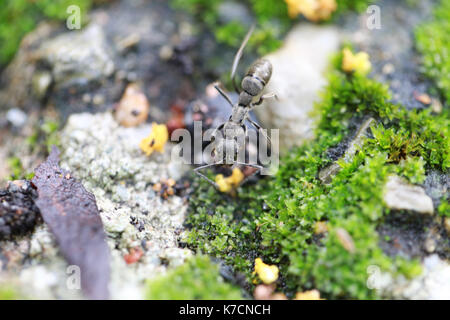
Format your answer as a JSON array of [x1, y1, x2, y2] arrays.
[[241, 59, 272, 97]]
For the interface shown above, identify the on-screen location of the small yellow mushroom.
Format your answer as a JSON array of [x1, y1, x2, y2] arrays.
[[253, 258, 279, 284], [215, 168, 244, 193], [285, 0, 337, 22], [342, 48, 372, 75], [139, 123, 169, 156], [294, 289, 322, 300]]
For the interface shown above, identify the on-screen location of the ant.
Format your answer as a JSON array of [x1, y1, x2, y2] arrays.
[[194, 25, 277, 188]]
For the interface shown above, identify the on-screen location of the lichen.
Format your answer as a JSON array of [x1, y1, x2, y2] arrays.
[[145, 255, 243, 300], [185, 47, 448, 299]]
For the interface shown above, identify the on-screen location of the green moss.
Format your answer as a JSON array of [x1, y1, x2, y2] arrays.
[[41, 119, 61, 152], [145, 255, 243, 300], [26, 119, 61, 154], [6, 157, 34, 181], [185, 47, 448, 299], [438, 201, 450, 218], [0, 286, 19, 300], [0, 0, 92, 64], [415, 0, 450, 104]]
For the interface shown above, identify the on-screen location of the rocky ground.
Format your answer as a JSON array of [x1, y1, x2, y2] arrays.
[[0, 0, 448, 299]]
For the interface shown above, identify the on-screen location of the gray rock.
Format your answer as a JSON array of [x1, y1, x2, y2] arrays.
[[38, 24, 115, 89], [218, 1, 253, 25], [380, 254, 450, 300], [383, 176, 434, 214], [255, 24, 340, 153]]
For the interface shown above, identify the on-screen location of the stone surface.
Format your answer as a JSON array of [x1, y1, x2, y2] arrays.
[[339, 0, 437, 110], [38, 24, 115, 89], [381, 254, 450, 300], [255, 24, 340, 153], [384, 176, 434, 214], [0, 112, 192, 299]]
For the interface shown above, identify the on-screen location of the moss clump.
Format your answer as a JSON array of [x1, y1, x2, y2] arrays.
[[0, 286, 19, 300], [185, 48, 448, 299], [26, 119, 61, 154], [415, 0, 450, 104], [0, 0, 92, 64], [145, 255, 243, 300], [6, 157, 34, 181]]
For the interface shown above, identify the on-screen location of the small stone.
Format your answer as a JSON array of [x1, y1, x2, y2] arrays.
[[124, 247, 144, 264], [115, 83, 150, 127], [382, 63, 395, 75], [414, 92, 431, 105], [159, 45, 173, 61], [335, 228, 355, 253], [431, 98, 443, 114], [6, 108, 27, 128], [383, 176, 434, 214], [253, 284, 274, 300], [424, 237, 436, 253], [444, 218, 450, 234], [31, 71, 52, 99], [92, 94, 105, 106]]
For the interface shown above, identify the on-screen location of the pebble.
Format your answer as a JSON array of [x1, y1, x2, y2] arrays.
[[6, 108, 27, 128], [383, 176, 434, 215], [115, 83, 150, 127]]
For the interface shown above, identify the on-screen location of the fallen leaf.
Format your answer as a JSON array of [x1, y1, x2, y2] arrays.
[[32, 147, 110, 299]]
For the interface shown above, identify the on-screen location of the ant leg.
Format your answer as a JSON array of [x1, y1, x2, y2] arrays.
[[210, 123, 225, 142], [247, 118, 271, 148], [253, 92, 278, 106], [214, 84, 234, 107], [231, 24, 255, 94], [194, 163, 221, 188]]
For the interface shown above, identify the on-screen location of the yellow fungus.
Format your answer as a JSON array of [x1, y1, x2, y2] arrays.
[[139, 123, 169, 156], [285, 0, 337, 22], [342, 48, 372, 75], [294, 289, 322, 300], [215, 168, 244, 193], [253, 258, 279, 284]]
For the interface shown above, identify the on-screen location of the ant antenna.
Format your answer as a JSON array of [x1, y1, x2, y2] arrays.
[[231, 24, 255, 94], [214, 84, 234, 107]]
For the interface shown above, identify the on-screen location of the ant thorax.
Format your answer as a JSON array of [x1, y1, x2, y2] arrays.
[[229, 104, 250, 125]]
